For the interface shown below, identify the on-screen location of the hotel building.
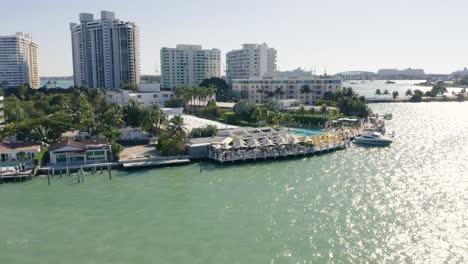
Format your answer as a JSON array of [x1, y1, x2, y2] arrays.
[[226, 43, 277, 83], [232, 76, 342, 105], [160, 45, 221, 89], [0, 33, 39, 89], [70, 11, 140, 89]]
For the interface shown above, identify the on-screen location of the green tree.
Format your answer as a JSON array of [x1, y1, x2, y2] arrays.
[[392, 91, 399, 100], [122, 83, 138, 91], [200, 77, 230, 102], [405, 89, 413, 97], [142, 104, 167, 136], [375, 89, 382, 97], [123, 100, 144, 127], [383, 89, 389, 96], [166, 115, 187, 141]]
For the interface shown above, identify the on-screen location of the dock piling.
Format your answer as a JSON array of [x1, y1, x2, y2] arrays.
[[47, 170, 50, 186]]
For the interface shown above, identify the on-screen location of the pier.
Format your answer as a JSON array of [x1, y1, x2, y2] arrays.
[[209, 139, 351, 163]]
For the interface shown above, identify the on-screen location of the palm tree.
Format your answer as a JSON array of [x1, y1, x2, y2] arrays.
[[392, 91, 399, 100], [375, 89, 382, 97], [33, 125, 50, 143], [383, 89, 389, 96], [167, 115, 187, 141], [320, 104, 327, 116], [143, 104, 167, 136], [405, 89, 413, 97], [297, 105, 306, 126]]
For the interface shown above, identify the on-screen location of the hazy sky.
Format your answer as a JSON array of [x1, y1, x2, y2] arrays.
[[1, 0, 467, 76]]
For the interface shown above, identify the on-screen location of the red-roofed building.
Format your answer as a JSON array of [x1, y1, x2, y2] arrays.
[[49, 138, 110, 165], [0, 142, 42, 168]]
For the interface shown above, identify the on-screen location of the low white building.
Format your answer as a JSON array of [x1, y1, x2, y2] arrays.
[[232, 76, 342, 105], [0, 142, 42, 168], [119, 127, 150, 141], [106, 89, 175, 107]]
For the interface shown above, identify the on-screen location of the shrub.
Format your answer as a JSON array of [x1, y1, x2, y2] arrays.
[[111, 143, 124, 160], [190, 125, 218, 138], [34, 147, 48, 166], [157, 136, 186, 156], [221, 112, 240, 124]]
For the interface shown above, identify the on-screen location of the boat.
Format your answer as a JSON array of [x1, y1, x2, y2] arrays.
[[385, 80, 396, 84], [350, 82, 358, 85], [353, 131, 393, 146]]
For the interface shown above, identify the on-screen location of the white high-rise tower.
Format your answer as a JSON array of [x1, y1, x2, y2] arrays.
[[70, 11, 140, 89], [0, 32, 39, 89]]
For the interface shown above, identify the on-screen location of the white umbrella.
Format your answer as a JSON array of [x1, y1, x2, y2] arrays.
[[222, 137, 234, 145], [221, 142, 232, 150], [233, 138, 247, 149], [211, 144, 221, 150], [247, 138, 262, 148], [288, 135, 299, 145], [260, 137, 275, 147], [276, 136, 288, 145]]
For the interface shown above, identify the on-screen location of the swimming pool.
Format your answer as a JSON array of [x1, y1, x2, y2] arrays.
[[289, 128, 328, 137]]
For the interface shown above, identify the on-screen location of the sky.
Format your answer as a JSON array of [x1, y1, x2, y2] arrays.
[[1, 0, 467, 76]]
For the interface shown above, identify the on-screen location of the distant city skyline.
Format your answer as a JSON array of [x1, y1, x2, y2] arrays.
[[1, 0, 467, 76]]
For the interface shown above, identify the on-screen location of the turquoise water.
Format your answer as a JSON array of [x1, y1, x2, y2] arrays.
[[1, 102, 467, 263], [290, 128, 327, 137]]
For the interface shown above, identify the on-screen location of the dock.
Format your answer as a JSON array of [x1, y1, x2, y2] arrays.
[[209, 139, 351, 163], [0, 170, 33, 183]]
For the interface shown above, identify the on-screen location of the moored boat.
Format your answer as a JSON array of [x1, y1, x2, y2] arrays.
[[353, 131, 393, 146]]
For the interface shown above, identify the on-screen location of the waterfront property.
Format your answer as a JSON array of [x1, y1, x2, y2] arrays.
[[0, 32, 39, 89], [232, 75, 342, 105], [49, 138, 110, 165], [0, 142, 41, 169], [186, 127, 357, 162]]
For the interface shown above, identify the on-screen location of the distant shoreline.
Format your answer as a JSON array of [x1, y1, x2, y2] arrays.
[[367, 97, 467, 104]]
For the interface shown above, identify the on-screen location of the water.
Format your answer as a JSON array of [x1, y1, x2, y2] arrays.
[[345, 80, 464, 98], [1, 102, 467, 263], [290, 128, 327, 137], [40, 80, 73, 88]]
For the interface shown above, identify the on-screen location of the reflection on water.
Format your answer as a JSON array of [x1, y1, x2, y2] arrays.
[[0, 102, 467, 263]]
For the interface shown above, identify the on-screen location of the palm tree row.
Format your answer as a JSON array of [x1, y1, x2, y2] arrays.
[[174, 86, 216, 113]]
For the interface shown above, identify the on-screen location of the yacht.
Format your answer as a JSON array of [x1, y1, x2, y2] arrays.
[[354, 131, 393, 146]]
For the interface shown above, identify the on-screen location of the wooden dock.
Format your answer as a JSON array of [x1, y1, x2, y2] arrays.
[[0, 170, 33, 183]]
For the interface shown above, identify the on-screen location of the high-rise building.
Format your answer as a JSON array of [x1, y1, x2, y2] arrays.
[[70, 11, 140, 89], [160, 45, 221, 89], [226, 43, 277, 83], [0, 33, 39, 89]]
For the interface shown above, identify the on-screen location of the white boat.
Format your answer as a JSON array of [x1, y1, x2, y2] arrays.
[[354, 131, 393, 146]]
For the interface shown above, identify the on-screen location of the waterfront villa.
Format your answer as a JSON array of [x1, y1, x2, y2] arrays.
[[0, 142, 42, 168], [186, 127, 357, 161], [49, 138, 110, 165]]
